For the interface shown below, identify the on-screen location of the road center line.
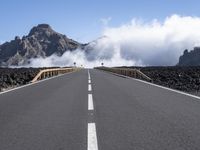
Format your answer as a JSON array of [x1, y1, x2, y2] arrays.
[[88, 70, 91, 80], [88, 84, 92, 91], [88, 123, 98, 150], [88, 94, 94, 110], [87, 69, 98, 150]]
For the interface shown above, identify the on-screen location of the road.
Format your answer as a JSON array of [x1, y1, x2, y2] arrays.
[[0, 69, 200, 150]]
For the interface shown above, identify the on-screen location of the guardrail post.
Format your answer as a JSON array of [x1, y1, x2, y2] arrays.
[[42, 73, 45, 79], [129, 71, 132, 77]]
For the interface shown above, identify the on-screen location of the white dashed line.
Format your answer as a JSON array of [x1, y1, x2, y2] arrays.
[[88, 70, 91, 80], [88, 123, 98, 150], [87, 70, 98, 150], [88, 84, 92, 91], [88, 94, 94, 110]]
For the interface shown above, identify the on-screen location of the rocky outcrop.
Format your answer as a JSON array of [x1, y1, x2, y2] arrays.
[[178, 47, 200, 66], [0, 24, 84, 66]]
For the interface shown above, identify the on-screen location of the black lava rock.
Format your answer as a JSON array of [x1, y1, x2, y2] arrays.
[[0, 68, 40, 91]]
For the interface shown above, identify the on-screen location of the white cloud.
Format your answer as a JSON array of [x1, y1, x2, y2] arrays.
[[28, 47, 134, 68], [100, 17, 112, 26], [102, 14, 200, 66], [28, 14, 200, 68]]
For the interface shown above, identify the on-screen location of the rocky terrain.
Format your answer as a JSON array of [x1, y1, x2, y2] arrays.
[[130, 66, 200, 95], [178, 47, 200, 66], [1, 66, 200, 95], [0, 24, 85, 66], [0, 68, 41, 92]]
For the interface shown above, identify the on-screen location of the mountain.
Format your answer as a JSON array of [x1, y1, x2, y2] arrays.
[[0, 24, 85, 66], [178, 47, 200, 66]]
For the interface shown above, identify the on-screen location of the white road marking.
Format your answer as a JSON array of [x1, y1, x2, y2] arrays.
[[88, 123, 98, 150], [88, 94, 94, 110], [88, 70, 91, 80], [104, 71, 200, 100], [87, 70, 98, 150], [88, 84, 92, 91], [132, 78, 200, 100], [0, 71, 76, 95]]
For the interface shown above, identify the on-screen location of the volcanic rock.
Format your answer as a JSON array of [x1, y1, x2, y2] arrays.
[[178, 47, 200, 66], [0, 24, 84, 66]]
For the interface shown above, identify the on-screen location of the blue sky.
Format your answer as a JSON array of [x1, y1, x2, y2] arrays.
[[0, 0, 199, 43]]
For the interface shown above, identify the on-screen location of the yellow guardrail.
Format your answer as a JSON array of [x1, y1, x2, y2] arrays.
[[31, 67, 80, 83], [96, 67, 152, 82]]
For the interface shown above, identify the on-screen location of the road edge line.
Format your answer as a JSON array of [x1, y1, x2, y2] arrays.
[[98, 70, 200, 100], [0, 71, 77, 95]]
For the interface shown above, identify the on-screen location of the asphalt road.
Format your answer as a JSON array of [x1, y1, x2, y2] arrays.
[[1, 69, 200, 150]]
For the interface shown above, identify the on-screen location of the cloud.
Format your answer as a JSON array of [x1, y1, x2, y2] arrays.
[[28, 14, 200, 68], [100, 17, 112, 26], [102, 15, 200, 66], [28, 46, 134, 68]]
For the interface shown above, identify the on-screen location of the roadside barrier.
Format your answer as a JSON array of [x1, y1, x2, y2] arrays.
[[31, 67, 80, 83], [96, 67, 152, 82]]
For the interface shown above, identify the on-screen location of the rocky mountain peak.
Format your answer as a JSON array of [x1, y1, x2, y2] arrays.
[[28, 24, 55, 37], [0, 24, 84, 66], [37, 24, 51, 28]]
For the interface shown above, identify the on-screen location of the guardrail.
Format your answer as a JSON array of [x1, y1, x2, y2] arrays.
[[31, 67, 80, 83], [96, 67, 152, 82]]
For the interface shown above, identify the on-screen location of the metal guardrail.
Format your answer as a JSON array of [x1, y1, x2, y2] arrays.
[[31, 67, 80, 83], [96, 67, 152, 82]]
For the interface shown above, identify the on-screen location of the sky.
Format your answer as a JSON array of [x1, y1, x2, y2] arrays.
[[2, 0, 200, 67], [1, 0, 200, 43]]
